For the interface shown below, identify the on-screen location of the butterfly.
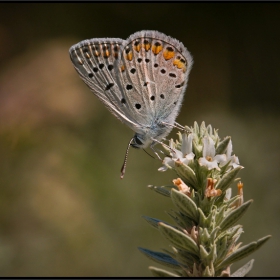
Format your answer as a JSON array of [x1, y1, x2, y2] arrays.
[[69, 30, 193, 178]]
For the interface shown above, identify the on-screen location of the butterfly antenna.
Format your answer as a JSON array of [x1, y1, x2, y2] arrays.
[[120, 137, 134, 179]]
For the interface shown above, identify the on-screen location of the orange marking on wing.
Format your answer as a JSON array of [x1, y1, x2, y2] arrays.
[[103, 50, 110, 58], [126, 51, 133, 61], [152, 43, 163, 55], [163, 48, 175, 60], [173, 58, 186, 71], [94, 51, 100, 57], [133, 43, 141, 52], [144, 42, 151, 51]]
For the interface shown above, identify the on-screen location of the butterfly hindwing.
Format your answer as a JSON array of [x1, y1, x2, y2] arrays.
[[119, 30, 193, 127]]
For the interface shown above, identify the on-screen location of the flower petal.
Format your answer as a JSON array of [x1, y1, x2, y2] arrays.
[[158, 166, 168, 172], [182, 133, 193, 156], [186, 152, 195, 161], [203, 136, 216, 158], [171, 149, 183, 160], [198, 157, 220, 170], [164, 157, 175, 168], [214, 154, 227, 163], [226, 139, 233, 158], [225, 188, 232, 200], [231, 155, 240, 165]]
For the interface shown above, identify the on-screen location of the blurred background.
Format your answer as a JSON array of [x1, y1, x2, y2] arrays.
[[0, 2, 279, 277]]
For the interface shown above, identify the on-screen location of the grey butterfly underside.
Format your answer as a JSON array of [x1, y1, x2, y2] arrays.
[[69, 30, 193, 137]]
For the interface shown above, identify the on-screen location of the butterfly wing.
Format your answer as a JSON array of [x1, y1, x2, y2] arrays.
[[118, 30, 193, 131], [69, 31, 193, 143], [69, 37, 142, 132]]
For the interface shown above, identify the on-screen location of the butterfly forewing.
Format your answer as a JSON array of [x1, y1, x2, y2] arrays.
[[69, 38, 141, 129]]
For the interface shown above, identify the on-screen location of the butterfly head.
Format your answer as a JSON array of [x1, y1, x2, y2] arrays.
[[130, 133, 152, 149]]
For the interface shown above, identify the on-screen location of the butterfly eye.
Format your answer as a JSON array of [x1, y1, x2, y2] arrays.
[[134, 136, 143, 145]]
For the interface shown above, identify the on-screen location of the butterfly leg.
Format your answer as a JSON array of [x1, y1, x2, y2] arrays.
[[174, 122, 186, 131], [160, 121, 186, 131], [151, 146, 170, 159], [150, 144, 162, 160], [151, 138, 176, 155]]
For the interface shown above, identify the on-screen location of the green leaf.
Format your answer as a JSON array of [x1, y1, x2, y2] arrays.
[[230, 259, 254, 277], [194, 121, 200, 135], [216, 235, 228, 262], [148, 185, 172, 197], [200, 244, 217, 266], [216, 235, 271, 269], [219, 158, 233, 175], [198, 207, 216, 228], [192, 139, 202, 158], [224, 195, 241, 208], [167, 210, 194, 229], [138, 247, 181, 269], [216, 136, 231, 155], [196, 192, 214, 214], [216, 225, 243, 263], [215, 204, 227, 226], [200, 121, 206, 136], [177, 131, 183, 143], [149, 266, 180, 277], [142, 215, 172, 230], [158, 222, 199, 255], [199, 227, 211, 244], [199, 244, 209, 260], [162, 248, 177, 259], [227, 225, 244, 241], [219, 200, 253, 231], [176, 249, 200, 268], [171, 189, 199, 222], [174, 163, 198, 188], [202, 261, 215, 277], [210, 226, 220, 242], [215, 166, 243, 192], [206, 124, 213, 135]]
